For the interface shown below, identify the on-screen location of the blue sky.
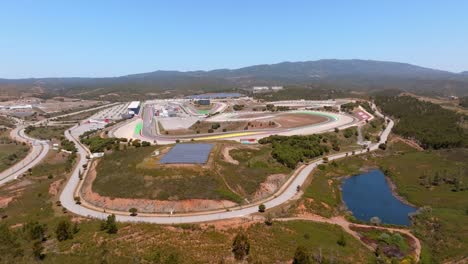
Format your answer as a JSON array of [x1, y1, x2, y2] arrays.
[[1, 0, 467, 78]]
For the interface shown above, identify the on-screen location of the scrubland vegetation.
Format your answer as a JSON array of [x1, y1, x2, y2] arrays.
[[375, 95, 467, 149]]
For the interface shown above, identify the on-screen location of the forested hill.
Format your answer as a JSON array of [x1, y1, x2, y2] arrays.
[[2, 59, 468, 98], [375, 95, 468, 149]]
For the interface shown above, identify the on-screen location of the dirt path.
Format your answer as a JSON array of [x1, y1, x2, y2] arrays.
[[221, 146, 239, 165], [391, 136, 424, 151], [277, 215, 421, 262]]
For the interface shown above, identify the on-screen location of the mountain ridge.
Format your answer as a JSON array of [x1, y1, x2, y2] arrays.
[[1, 59, 468, 97]]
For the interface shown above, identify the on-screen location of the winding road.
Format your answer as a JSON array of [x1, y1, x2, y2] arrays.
[[3, 102, 420, 260], [0, 126, 50, 186], [0, 102, 116, 186]]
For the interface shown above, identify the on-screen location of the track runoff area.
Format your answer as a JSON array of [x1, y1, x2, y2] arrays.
[[113, 98, 362, 144]]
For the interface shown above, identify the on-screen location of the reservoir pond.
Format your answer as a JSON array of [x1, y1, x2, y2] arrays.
[[341, 170, 417, 226]]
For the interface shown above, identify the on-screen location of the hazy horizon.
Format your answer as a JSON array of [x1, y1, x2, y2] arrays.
[[1, 1, 467, 78]]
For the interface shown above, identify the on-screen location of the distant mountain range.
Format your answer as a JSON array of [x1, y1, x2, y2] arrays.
[[1, 59, 468, 98]]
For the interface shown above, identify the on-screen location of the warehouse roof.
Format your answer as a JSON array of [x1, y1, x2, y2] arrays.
[[128, 101, 140, 109]]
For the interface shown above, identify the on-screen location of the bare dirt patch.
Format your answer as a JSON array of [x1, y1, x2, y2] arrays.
[[252, 174, 288, 201], [221, 146, 239, 165], [0, 196, 14, 208], [203, 216, 263, 231], [221, 145, 260, 165], [390, 136, 424, 151], [274, 113, 328, 128], [48, 179, 63, 196]]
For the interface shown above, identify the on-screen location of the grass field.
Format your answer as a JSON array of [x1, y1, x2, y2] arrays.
[[0, 130, 29, 173], [0, 115, 15, 128], [31, 151, 73, 178], [92, 145, 241, 202], [92, 143, 294, 202], [0, 148, 375, 264], [25, 125, 71, 141], [218, 145, 292, 198]]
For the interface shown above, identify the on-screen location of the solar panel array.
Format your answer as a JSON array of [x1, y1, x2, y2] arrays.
[[160, 144, 214, 164]]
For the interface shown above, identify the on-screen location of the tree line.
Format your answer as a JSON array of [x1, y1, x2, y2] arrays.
[[375, 95, 467, 149], [259, 135, 329, 168]]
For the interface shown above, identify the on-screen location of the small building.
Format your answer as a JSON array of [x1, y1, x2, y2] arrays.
[[91, 152, 105, 158], [128, 101, 141, 115], [271, 86, 283, 91], [197, 99, 211, 105], [253, 86, 270, 93]]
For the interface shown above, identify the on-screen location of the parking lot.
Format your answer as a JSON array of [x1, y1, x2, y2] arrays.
[[89, 103, 130, 121]]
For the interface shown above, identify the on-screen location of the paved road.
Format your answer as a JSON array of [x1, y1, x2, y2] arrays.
[[0, 126, 50, 186], [0, 103, 119, 187], [59, 105, 394, 224]]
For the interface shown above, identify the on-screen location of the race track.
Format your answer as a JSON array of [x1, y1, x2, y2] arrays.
[[59, 103, 392, 224]]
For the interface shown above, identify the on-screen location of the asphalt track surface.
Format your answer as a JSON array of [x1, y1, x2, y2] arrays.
[[59, 104, 393, 224], [134, 103, 359, 144]]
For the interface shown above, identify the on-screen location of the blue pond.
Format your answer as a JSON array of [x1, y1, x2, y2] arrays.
[[342, 170, 417, 226]]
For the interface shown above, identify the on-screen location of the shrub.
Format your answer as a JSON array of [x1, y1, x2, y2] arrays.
[[232, 232, 250, 260], [337, 232, 346, 247], [129, 208, 138, 216], [55, 220, 73, 241], [264, 213, 273, 226], [258, 204, 266, 213], [100, 214, 118, 234], [292, 246, 310, 264]]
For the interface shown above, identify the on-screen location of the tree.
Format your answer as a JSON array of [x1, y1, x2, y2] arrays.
[[129, 208, 138, 216], [258, 204, 266, 213], [232, 232, 250, 260], [293, 246, 310, 264], [55, 219, 73, 241], [337, 231, 346, 247], [264, 213, 273, 226], [72, 222, 80, 234], [0, 224, 24, 259], [32, 241, 45, 260], [101, 214, 118, 234], [378, 143, 387, 150], [370, 216, 382, 225], [24, 221, 46, 241]]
